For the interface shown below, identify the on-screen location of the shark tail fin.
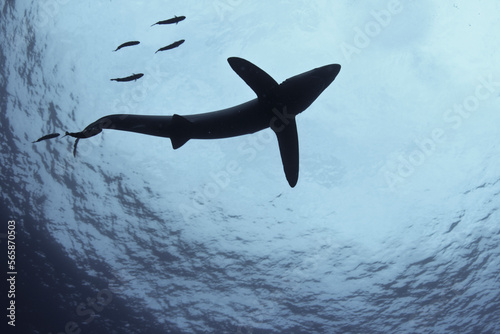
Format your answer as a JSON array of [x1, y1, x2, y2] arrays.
[[170, 114, 192, 149], [73, 138, 80, 157]]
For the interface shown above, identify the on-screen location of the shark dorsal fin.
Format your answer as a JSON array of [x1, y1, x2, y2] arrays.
[[228, 57, 278, 101], [170, 114, 192, 149]]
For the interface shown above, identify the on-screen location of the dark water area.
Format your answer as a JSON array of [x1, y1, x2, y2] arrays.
[[2, 198, 167, 334]]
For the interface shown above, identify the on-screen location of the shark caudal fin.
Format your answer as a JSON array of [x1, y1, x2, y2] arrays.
[[170, 114, 192, 149]]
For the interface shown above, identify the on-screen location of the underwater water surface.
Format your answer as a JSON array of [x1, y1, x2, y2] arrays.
[[1, 1, 500, 333]]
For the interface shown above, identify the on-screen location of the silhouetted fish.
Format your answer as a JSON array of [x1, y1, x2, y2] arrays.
[[155, 40, 185, 53], [151, 15, 186, 26], [113, 41, 140, 52], [32, 133, 60, 143], [110, 73, 144, 82]]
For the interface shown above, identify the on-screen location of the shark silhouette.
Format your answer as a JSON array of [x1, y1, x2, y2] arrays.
[[66, 57, 341, 187]]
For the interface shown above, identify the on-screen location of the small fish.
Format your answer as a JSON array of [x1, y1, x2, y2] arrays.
[[32, 133, 60, 143], [110, 73, 144, 82], [151, 15, 186, 26], [155, 40, 185, 54], [113, 41, 140, 52]]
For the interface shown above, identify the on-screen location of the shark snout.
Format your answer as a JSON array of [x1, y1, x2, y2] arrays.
[[312, 64, 342, 90], [302, 64, 341, 102]]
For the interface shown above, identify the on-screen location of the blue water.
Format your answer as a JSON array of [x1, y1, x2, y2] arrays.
[[1, 1, 500, 333]]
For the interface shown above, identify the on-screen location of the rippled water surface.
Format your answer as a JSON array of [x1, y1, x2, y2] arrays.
[[1, 1, 499, 333]]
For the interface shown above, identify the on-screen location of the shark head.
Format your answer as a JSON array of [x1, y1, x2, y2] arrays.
[[278, 64, 341, 115]]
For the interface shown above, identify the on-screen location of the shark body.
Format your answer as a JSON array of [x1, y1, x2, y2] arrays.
[[67, 57, 341, 187]]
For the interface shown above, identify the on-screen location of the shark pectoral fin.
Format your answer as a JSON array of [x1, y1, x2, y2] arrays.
[[227, 57, 279, 100], [170, 114, 192, 149], [274, 117, 299, 187]]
